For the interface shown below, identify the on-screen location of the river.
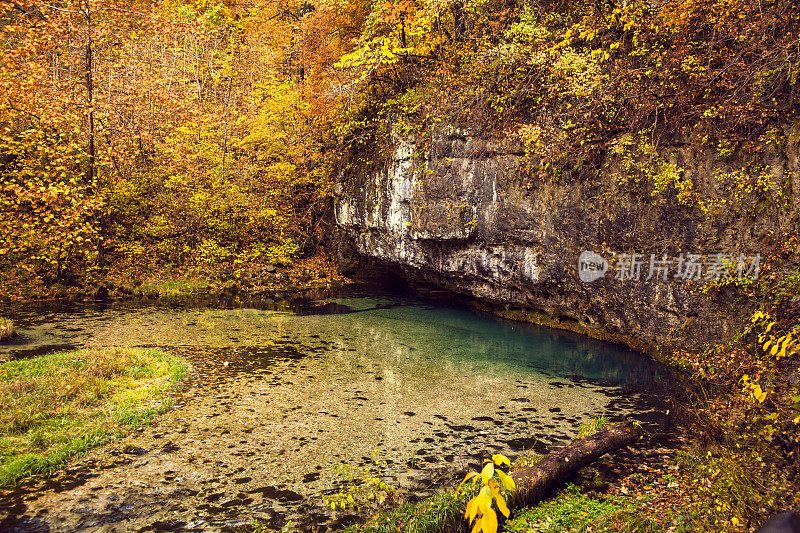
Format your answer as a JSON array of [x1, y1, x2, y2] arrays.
[[0, 287, 671, 531]]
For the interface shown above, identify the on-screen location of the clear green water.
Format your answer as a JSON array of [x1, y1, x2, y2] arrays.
[[0, 292, 670, 529], [2, 296, 661, 386]]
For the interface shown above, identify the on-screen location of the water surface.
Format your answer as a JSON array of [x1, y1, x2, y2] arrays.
[[0, 290, 670, 531]]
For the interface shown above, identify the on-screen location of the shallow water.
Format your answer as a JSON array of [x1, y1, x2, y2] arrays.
[[0, 290, 671, 531]]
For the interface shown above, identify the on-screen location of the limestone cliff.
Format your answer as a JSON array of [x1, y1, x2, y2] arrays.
[[334, 125, 800, 354]]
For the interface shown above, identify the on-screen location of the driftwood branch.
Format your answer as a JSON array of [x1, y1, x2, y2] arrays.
[[510, 423, 641, 506]]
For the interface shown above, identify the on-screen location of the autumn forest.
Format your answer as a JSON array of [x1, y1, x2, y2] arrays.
[[2, 0, 797, 299], [2, 0, 800, 530]]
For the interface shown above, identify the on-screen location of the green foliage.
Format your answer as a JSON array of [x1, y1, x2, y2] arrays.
[[576, 414, 610, 439], [696, 274, 754, 296], [651, 161, 693, 206], [344, 485, 477, 533], [550, 49, 606, 99], [610, 135, 697, 207], [505, 484, 634, 533], [265, 240, 300, 267], [340, 454, 515, 533], [248, 518, 294, 533], [701, 167, 776, 216], [324, 451, 396, 511], [132, 277, 211, 299], [772, 271, 800, 302]]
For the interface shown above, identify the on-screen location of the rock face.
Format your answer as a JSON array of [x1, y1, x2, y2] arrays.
[[334, 125, 800, 353]]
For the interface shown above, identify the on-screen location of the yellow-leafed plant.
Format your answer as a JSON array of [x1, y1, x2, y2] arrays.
[[741, 310, 800, 403], [752, 310, 799, 361], [458, 454, 516, 533]]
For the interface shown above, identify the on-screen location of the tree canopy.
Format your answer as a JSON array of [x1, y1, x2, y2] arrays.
[[0, 0, 797, 296]]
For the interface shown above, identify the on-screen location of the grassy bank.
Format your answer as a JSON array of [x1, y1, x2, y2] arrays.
[[333, 418, 794, 533], [0, 347, 187, 487], [334, 450, 785, 533]]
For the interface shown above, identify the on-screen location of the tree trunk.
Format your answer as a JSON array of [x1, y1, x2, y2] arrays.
[[84, 7, 95, 185], [510, 423, 641, 506]]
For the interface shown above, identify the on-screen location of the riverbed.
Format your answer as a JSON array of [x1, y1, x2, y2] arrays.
[[0, 288, 670, 531]]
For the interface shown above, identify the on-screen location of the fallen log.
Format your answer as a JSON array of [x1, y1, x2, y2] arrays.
[[510, 423, 641, 506]]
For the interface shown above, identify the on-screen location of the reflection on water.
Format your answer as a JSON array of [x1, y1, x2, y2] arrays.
[[2, 294, 663, 388]]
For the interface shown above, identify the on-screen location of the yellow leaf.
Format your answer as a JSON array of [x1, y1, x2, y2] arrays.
[[497, 470, 516, 492], [458, 471, 480, 491], [754, 386, 767, 403], [470, 518, 482, 533], [488, 479, 500, 497], [732, 517, 740, 526], [481, 462, 494, 485], [495, 493, 510, 518], [492, 453, 511, 468], [478, 486, 492, 515], [465, 497, 480, 521], [782, 336, 793, 350], [482, 507, 498, 533], [793, 415, 800, 424], [765, 321, 775, 333]]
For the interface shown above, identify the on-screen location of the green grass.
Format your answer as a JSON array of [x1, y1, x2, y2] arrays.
[[341, 481, 652, 533], [0, 347, 187, 486], [343, 485, 478, 533], [576, 414, 610, 439], [505, 484, 639, 532], [139, 278, 211, 298]]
